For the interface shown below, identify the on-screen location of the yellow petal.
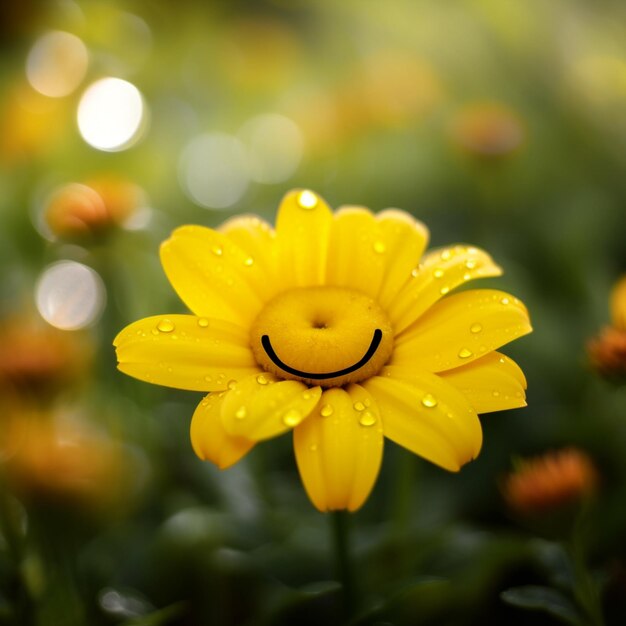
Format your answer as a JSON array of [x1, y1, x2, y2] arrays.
[[160, 225, 265, 326], [439, 352, 527, 414], [376, 209, 430, 309], [275, 189, 333, 288], [364, 368, 482, 471], [610, 275, 626, 331], [293, 385, 383, 512], [325, 207, 387, 298], [114, 315, 259, 391], [220, 374, 322, 441], [392, 289, 532, 372], [388, 245, 502, 334], [219, 214, 279, 289], [190, 392, 254, 469]]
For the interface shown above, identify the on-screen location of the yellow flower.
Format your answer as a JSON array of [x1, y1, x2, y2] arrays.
[[115, 190, 532, 512]]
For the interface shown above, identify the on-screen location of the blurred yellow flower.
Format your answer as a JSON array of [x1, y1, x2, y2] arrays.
[[115, 190, 531, 511], [503, 448, 597, 515]]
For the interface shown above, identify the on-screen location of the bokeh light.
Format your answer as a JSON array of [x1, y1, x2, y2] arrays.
[[240, 113, 304, 184], [26, 30, 88, 98], [77, 77, 146, 151], [178, 132, 249, 209], [35, 261, 105, 330]]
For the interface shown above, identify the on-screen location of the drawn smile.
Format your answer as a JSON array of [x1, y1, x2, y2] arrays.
[[261, 329, 383, 380]]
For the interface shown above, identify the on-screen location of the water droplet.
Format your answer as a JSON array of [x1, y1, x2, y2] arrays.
[[463, 272, 471, 281], [359, 411, 376, 427], [282, 409, 302, 427], [157, 319, 175, 333], [309, 444, 318, 452], [411, 267, 420, 278], [151, 328, 159, 335], [440, 286, 450, 295], [500, 297, 510, 305], [197, 317, 209, 328], [470, 323, 483, 334], [465, 259, 477, 269], [373, 240, 386, 254], [297, 190, 318, 209], [256, 374, 269, 385], [244, 257, 254, 266], [441, 249, 452, 261], [364, 398, 371, 407], [499, 357, 506, 364], [204, 375, 212, 382], [458, 347, 473, 359], [433, 268, 444, 278], [422, 394, 438, 408], [467, 247, 478, 255], [235, 406, 247, 420], [302, 391, 312, 400], [211, 245, 223, 256], [353, 401, 366, 412], [492, 390, 500, 397], [320, 404, 334, 417], [227, 379, 237, 390]]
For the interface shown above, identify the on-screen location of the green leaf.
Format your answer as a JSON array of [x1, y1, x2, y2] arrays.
[[500, 585, 583, 625]]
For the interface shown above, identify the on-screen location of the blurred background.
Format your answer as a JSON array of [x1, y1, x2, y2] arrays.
[[2, 1, 626, 624]]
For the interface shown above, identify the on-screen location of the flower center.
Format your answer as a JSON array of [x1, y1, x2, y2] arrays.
[[250, 286, 394, 387]]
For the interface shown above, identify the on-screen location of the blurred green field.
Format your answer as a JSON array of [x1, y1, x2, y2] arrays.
[[2, 1, 626, 625]]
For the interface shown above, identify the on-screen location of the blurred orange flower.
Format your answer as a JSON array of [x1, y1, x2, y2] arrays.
[[0, 317, 91, 398], [503, 448, 597, 515], [588, 275, 626, 379], [450, 102, 525, 159], [44, 176, 144, 239]]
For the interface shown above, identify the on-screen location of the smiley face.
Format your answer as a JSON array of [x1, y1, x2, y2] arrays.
[[250, 286, 394, 387]]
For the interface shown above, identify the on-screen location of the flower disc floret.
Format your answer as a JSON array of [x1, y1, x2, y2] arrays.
[[250, 286, 394, 387]]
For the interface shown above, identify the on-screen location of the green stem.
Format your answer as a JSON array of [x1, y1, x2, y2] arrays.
[[330, 510, 357, 621]]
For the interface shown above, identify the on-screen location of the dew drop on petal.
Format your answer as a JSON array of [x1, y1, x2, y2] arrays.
[[244, 257, 254, 266], [157, 319, 175, 333], [353, 401, 366, 412], [197, 317, 209, 328], [441, 249, 452, 261], [373, 241, 386, 254], [500, 297, 510, 305], [433, 268, 444, 279], [463, 272, 471, 281], [422, 394, 438, 408], [296, 190, 317, 209], [465, 259, 477, 269], [282, 409, 302, 427], [256, 374, 269, 385], [411, 267, 420, 278], [309, 444, 318, 452], [359, 411, 377, 427], [470, 323, 483, 334], [211, 245, 223, 256], [440, 286, 450, 295], [492, 390, 500, 397], [227, 379, 238, 390], [458, 347, 473, 359], [320, 404, 334, 417], [235, 406, 247, 420]]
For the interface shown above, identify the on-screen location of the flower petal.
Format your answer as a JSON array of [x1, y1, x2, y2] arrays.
[[364, 367, 482, 471], [439, 352, 527, 414], [114, 315, 259, 391], [160, 225, 265, 326], [190, 392, 254, 469], [325, 207, 387, 298], [293, 385, 383, 511], [392, 289, 532, 372], [219, 214, 279, 288], [388, 245, 502, 333], [275, 189, 333, 288], [375, 209, 430, 309], [221, 374, 322, 441]]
